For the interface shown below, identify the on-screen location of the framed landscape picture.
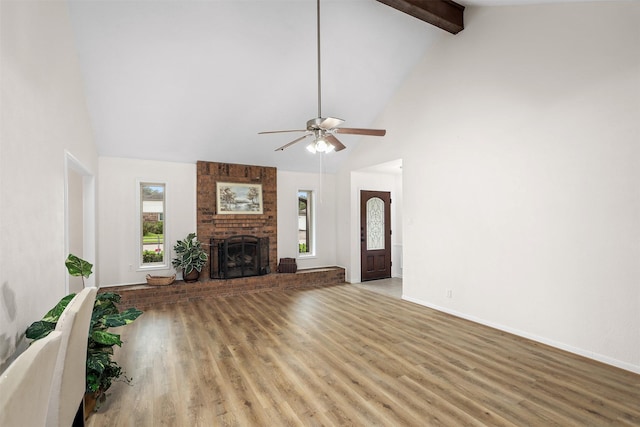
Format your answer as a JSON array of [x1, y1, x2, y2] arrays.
[[216, 182, 263, 214]]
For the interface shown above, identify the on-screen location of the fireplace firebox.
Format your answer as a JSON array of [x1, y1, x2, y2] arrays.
[[210, 235, 269, 279]]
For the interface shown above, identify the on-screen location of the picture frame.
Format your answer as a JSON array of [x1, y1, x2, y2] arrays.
[[216, 182, 263, 214]]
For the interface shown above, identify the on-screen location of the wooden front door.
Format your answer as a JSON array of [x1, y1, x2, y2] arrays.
[[360, 190, 391, 281]]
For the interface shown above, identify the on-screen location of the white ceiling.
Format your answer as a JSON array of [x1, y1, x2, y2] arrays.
[[67, 0, 593, 173]]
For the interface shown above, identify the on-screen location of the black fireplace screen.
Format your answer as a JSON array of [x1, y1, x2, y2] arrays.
[[210, 235, 269, 279]]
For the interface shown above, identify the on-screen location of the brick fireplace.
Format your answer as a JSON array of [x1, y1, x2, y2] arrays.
[[196, 161, 278, 278]]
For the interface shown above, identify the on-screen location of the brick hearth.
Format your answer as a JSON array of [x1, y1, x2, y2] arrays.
[[101, 267, 345, 311]]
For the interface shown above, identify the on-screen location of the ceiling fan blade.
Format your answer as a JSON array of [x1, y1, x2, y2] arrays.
[[318, 117, 344, 130], [325, 134, 346, 152], [274, 133, 312, 151], [335, 127, 386, 136], [259, 129, 306, 135]]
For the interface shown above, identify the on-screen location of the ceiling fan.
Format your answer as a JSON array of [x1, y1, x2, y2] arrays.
[[259, 0, 386, 153]]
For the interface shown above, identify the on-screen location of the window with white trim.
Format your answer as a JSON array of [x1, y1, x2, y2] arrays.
[[140, 182, 167, 267], [298, 190, 315, 256]]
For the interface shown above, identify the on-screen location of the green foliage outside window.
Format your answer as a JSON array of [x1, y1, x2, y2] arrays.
[[143, 220, 163, 235], [143, 250, 164, 263]]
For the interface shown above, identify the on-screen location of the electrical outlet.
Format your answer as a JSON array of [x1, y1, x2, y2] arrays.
[[128, 264, 133, 271], [446, 289, 452, 298]]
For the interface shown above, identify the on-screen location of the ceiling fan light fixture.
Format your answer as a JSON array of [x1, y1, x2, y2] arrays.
[[316, 137, 331, 152], [307, 137, 334, 154], [260, 0, 386, 153]]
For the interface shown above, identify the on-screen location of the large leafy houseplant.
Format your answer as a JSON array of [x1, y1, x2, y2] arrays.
[[26, 254, 143, 406], [172, 232, 208, 279]]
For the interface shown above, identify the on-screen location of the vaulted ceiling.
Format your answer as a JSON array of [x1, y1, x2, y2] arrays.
[[66, 0, 584, 173]]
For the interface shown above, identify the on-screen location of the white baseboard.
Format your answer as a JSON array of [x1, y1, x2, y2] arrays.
[[402, 295, 640, 375]]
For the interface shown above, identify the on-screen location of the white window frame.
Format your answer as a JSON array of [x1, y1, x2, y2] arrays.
[[137, 180, 169, 270], [297, 189, 316, 258]]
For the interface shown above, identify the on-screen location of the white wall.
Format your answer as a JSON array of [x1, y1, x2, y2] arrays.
[[338, 2, 640, 373], [0, 1, 98, 370], [277, 171, 337, 269], [98, 157, 196, 286]]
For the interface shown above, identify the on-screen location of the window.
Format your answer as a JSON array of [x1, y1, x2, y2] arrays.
[[298, 190, 315, 256], [140, 182, 166, 267]]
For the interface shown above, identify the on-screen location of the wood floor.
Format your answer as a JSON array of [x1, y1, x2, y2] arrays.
[[86, 284, 640, 427]]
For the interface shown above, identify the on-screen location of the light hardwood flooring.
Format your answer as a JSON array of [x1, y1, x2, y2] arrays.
[[87, 283, 640, 426], [353, 277, 403, 299]]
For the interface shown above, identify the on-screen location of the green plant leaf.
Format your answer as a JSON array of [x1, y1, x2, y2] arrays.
[[96, 292, 122, 304], [87, 351, 110, 374], [25, 293, 77, 341], [91, 294, 121, 328], [42, 293, 76, 323], [86, 373, 100, 393], [93, 299, 119, 318], [88, 345, 114, 356], [102, 308, 143, 328], [65, 254, 93, 278], [25, 320, 56, 340], [172, 233, 207, 274], [92, 330, 122, 346]]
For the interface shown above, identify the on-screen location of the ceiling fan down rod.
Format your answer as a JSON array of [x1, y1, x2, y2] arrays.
[[316, 0, 322, 119]]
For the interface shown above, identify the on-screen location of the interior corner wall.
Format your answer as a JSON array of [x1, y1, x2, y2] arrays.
[[98, 157, 196, 286], [340, 2, 640, 372], [393, 173, 403, 278], [335, 168, 353, 281], [0, 1, 98, 371], [277, 171, 337, 270]]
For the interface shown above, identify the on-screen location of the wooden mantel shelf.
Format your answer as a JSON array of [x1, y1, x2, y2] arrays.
[[100, 267, 346, 311]]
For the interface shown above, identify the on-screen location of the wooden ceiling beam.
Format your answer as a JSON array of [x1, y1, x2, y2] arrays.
[[375, 0, 465, 34]]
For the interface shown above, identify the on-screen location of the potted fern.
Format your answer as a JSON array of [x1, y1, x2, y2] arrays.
[[25, 254, 143, 415], [172, 232, 208, 282]]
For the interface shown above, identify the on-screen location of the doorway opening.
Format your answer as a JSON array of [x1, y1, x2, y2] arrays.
[[353, 158, 403, 288], [360, 190, 392, 281], [64, 152, 96, 292]]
